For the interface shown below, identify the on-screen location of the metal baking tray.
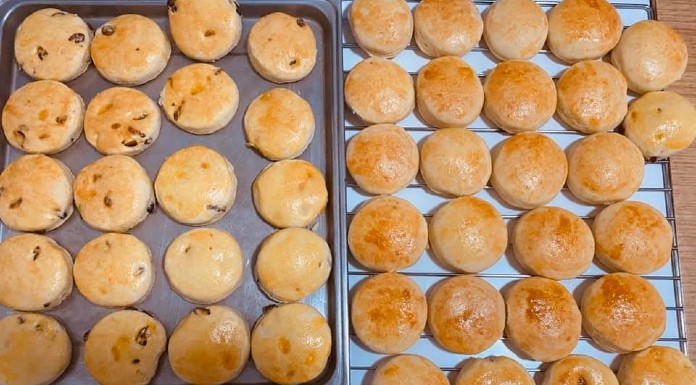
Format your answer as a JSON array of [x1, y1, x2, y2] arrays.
[[0, 0, 345, 384], [340, 0, 688, 383]]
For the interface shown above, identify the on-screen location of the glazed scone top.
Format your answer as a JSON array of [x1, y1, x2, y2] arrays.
[[618, 346, 696, 385], [414, 0, 483, 58], [542, 355, 618, 385], [372, 355, 449, 385], [455, 356, 535, 385], [483, 0, 548, 61], [350, 0, 413, 58]]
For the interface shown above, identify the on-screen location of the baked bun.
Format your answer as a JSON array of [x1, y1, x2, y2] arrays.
[[414, 0, 483, 58], [618, 346, 696, 385], [483, 0, 548, 61], [372, 355, 448, 385], [350, 0, 413, 58], [455, 356, 535, 385], [542, 355, 618, 385]]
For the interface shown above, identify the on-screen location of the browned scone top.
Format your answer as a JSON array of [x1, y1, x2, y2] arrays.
[[349, 0, 413, 58], [618, 346, 696, 385], [414, 0, 483, 58], [541, 355, 618, 385], [455, 356, 535, 385]]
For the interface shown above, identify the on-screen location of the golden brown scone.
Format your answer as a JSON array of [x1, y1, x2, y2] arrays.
[[429, 196, 507, 273], [612, 20, 688, 94], [547, 0, 621, 63], [346, 124, 418, 195], [556, 60, 628, 134], [483, 60, 556, 133], [482, 0, 548, 61], [349, 0, 413, 58], [581, 273, 666, 353], [618, 346, 696, 385], [455, 356, 535, 385], [348, 196, 427, 272], [345, 57, 415, 124], [513, 206, 594, 280], [372, 355, 449, 385], [542, 355, 618, 385], [504, 277, 581, 362], [416, 56, 483, 128], [428, 275, 504, 354], [413, 0, 483, 58], [351, 273, 427, 354], [566, 133, 645, 205]]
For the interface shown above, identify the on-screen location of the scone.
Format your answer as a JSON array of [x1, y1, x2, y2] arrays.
[[414, 0, 482, 58], [612, 20, 688, 94], [244, 88, 315, 160], [0, 154, 73, 232], [542, 355, 618, 385], [420, 128, 491, 196], [429, 196, 507, 273], [346, 124, 418, 195], [428, 275, 505, 354], [165, 228, 244, 304], [416, 56, 484, 128], [348, 196, 427, 272], [351, 273, 426, 354], [483, 60, 556, 133], [84, 87, 161, 156], [14, 8, 92, 82], [0, 234, 72, 312], [0, 313, 71, 385], [566, 133, 645, 205], [581, 273, 666, 353], [252, 159, 327, 228], [593, 201, 672, 274], [491, 132, 568, 209], [251, 303, 331, 384], [155, 145, 237, 225], [556, 60, 628, 134], [73, 233, 154, 307], [84, 310, 166, 385], [160, 63, 239, 134], [513, 206, 595, 280], [624, 91, 696, 159], [74, 155, 154, 232], [168, 0, 242, 62], [372, 355, 448, 385], [618, 346, 696, 385], [169, 306, 250, 384], [455, 356, 535, 385], [2, 80, 84, 154], [91, 14, 171, 85], [248, 12, 317, 83], [349, 0, 413, 58], [504, 277, 581, 362], [256, 228, 331, 302], [546, 0, 622, 63], [344, 57, 414, 124], [482, 0, 548, 61]]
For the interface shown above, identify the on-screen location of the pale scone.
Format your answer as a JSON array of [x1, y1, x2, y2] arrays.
[[624, 91, 696, 159], [252, 159, 327, 228], [483, 0, 548, 61], [505, 277, 581, 362], [344, 57, 415, 124], [414, 0, 482, 58], [350, 0, 413, 58], [169, 306, 250, 384], [513, 206, 595, 280], [416, 56, 484, 128], [168, 0, 242, 62], [546, 0, 622, 63], [566, 133, 645, 205], [612, 20, 688, 94], [581, 273, 666, 353], [165, 228, 244, 304], [0, 154, 73, 232], [251, 303, 331, 384], [73, 233, 154, 307], [248, 12, 317, 83], [160, 63, 239, 135], [0, 234, 72, 312], [84, 87, 161, 156], [348, 196, 427, 272], [593, 201, 672, 275], [2, 80, 84, 154], [542, 355, 618, 385], [372, 355, 449, 385], [556, 60, 628, 134], [14, 8, 92, 82], [618, 346, 696, 385], [74, 155, 154, 232], [244, 88, 315, 160], [420, 128, 491, 196], [429, 196, 507, 273], [456, 356, 534, 385], [483, 60, 556, 133], [0, 313, 71, 385], [428, 275, 504, 354], [84, 310, 166, 385], [256, 228, 331, 302], [351, 273, 426, 354], [155, 145, 237, 225]]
